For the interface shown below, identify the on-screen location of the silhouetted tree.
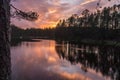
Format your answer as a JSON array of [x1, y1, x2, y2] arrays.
[[0, 0, 11, 80], [0, 0, 38, 80]]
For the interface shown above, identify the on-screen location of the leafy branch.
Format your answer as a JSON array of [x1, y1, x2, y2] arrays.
[[10, 4, 39, 21]]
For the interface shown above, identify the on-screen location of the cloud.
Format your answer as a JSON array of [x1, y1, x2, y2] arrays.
[[80, 0, 96, 6], [11, 0, 117, 29]]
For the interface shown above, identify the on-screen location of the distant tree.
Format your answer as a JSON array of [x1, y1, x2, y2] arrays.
[[67, 15, 75, 27], [56, 20, 62, 27], [61, 19, 66, 27], [82, 9, 90, 17], [81, 9, 90, 27]]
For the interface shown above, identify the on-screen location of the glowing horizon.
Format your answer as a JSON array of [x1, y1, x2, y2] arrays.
[[11, 0, 119, 29]]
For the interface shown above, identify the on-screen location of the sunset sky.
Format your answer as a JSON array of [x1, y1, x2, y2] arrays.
[[11, 0, 119, 29]]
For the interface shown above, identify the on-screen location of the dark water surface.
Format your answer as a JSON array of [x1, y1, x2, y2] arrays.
[[11, 39, 120, 80]]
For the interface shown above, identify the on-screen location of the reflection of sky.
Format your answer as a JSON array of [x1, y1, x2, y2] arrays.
[[11, 0, 119, 29], [11, 40, 106, 80]]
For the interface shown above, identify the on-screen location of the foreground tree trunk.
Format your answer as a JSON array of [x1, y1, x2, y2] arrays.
[[0, 0, 11, 80]]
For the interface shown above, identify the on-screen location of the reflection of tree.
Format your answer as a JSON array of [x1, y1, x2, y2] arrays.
[[55, 41, 120, 80], [11, 40, 22, 46]]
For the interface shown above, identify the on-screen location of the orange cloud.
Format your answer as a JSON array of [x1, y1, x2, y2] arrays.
[[11, 0, 117, 29], [80, 0, 96, 6], [49, 9, 57, 14], [59, 72, 92, 80]]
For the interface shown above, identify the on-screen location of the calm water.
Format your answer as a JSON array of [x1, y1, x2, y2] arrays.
[[11, 39, 120, 80]]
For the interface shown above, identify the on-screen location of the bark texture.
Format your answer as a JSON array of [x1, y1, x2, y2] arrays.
[[0, 0, 11, 80]]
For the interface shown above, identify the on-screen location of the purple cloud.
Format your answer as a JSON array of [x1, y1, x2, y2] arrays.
[[11, 0, 117, 29]]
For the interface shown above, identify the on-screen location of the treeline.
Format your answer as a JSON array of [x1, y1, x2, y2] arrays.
[[56, 4, 120, 29], [55, 4, 120, 41], [11, 24, 120, 43], [11, 4, 120, 42], [11, 25, 55, 39]]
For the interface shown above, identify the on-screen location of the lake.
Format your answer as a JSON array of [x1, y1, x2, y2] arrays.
[[11, 39, 120, 80]]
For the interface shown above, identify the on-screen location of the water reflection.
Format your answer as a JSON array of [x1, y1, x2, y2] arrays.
[[55, 41, 120, 80], [11, 40, 120, 80], [11, 40, 66, 80]]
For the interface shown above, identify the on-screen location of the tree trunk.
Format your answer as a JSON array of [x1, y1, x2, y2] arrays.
[[0, 0, 11, 80]]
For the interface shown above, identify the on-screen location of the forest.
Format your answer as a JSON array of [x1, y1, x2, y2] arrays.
[[11, 4, 120, 45]]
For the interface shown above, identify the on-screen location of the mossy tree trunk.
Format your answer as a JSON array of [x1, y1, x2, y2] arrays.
[[0, 0, 11, 80]]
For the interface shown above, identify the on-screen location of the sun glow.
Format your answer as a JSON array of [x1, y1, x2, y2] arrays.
[[12, 0, 117, 29], [38, 22, 57, 29], [48, 9, 57, 14]]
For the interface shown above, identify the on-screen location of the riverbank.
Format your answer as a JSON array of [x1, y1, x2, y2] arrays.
[[11, 37, 120, 47]]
